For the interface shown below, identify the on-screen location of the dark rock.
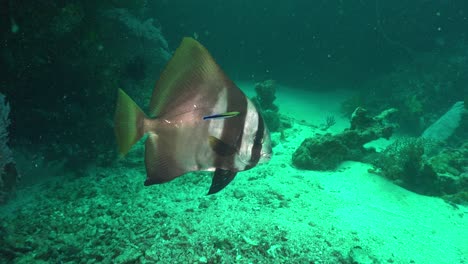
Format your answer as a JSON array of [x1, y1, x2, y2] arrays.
[[0, 162, 18, 204]]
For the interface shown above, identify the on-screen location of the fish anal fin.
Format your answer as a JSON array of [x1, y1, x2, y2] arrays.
[[208, 136, 237, 156], [208, 169, 237, 195], [144, 134, 186, 185]]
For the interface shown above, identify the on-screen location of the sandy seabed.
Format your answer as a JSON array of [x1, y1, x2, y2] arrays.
[[1, 83, 467, 263]]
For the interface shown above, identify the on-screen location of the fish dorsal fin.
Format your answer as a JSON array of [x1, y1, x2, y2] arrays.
[[148, 37, 232, 119]]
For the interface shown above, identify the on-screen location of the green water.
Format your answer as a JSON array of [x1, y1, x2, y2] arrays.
[[1, 1, 467, 263]]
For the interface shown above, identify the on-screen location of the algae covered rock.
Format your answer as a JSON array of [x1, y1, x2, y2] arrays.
[[292, 133, 349, 170], [292, 107, 397, 170]]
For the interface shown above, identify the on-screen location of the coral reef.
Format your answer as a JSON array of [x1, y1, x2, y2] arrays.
[[1, 2, 171, 173], [292, 107, 397, 170], [427, 143, 468, 205], [368, 102, 467, 202], [103, 8, 170, 61], [346, 50, 468, 136], [370, 138, 439, 195], [370, 139, 468, 204]]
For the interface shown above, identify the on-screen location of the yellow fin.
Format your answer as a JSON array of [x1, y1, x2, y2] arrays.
[[114, 89, 146, 156]]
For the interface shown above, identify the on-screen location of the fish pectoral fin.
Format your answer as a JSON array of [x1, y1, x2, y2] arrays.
[[208, 168, 237, 195], [208, 136, 237, 156], [203, 111, 240, 120]]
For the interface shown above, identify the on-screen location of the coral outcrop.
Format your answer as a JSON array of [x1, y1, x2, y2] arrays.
[[251, 80, 290, 132], [370, 138, 468, 204], [292, 107, 397, 170], [369, 102, 467, 203]]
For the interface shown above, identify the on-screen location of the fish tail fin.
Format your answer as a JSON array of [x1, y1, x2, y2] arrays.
[[114, 88, 147, 156]]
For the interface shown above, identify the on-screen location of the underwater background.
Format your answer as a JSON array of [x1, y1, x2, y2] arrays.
[[0, 0, 467, 263]]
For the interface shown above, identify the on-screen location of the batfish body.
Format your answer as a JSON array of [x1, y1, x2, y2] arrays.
[[114, 37, 272, 194]]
